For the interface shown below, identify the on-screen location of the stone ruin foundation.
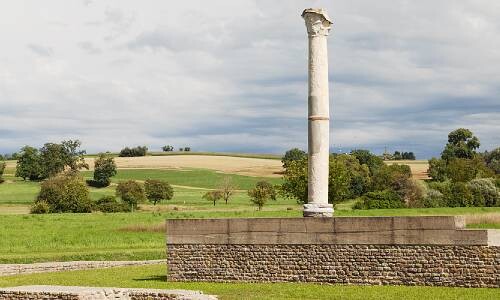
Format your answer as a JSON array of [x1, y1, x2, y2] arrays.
[[166, 216, 500, 288]]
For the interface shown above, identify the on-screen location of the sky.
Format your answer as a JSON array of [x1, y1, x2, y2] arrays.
[[0, 0, 499, 159]]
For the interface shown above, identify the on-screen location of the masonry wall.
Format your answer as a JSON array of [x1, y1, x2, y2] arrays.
[[166, 217, 500, 287], [168, 244, 499, 287]]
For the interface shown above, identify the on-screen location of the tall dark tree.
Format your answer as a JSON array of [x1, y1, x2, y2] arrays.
[[92, 153, 117, 187], [441, 128, 480, 161], [282, 148, 306, 168], [15, 146, 43, 180]]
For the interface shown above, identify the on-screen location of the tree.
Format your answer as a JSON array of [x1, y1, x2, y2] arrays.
[[0, 161, 5, 184], [184, 147, 191, 152], [445, 157, 493, 182], [119, 146, 148, 157], [248, 182, 275, 210], [350, 149, 384, 175], [427, 158, 447, 181], [15, 146, 43, 180], [254, 181, 277, 201], [39, 140, 88, 178], [162, 145, 174, 152], [393, 151, 402, 160], [203, 190, 222, 206], [91, 153, 117, 187], [441, 128, 480, 161], [282, 148, 306, 168], [34, 171, 92, 213], [402, 152, 416, 160], [145, 179, 174, 205], [116, 180, 146, 211], [280, 157, 308, 203], [217, 177, 237, 204], [484, 147, 500, 174]]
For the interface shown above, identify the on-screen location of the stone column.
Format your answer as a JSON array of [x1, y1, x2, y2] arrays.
[[302, 8, 334, 217]]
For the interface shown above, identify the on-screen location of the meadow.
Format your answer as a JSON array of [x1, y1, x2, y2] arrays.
[[0, 154, 499, 264]]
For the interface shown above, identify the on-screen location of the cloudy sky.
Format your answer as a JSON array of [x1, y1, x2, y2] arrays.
[[1, 0, 499, 158]]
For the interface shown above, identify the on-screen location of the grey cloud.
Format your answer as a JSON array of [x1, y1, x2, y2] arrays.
[[78, 41, 102, 54]]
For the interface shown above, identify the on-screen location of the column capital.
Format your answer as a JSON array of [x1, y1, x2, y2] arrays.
[[302, 8, 332, 37]]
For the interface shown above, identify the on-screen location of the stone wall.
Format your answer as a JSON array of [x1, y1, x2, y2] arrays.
[[0, 286, 217, 300], [166, 217, 500, 287], [0, 260, 167, 277], [168, 244, 499, 287]]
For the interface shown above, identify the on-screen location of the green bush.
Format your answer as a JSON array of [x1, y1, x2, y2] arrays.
[[94, 196, 130, 213], [119, 146, 148, 157], [446, 182, 474, 207], [92, 153, 117, 187], [484, 147, 500, 174], [248, 181, 276, 210], [30, 201, 50, 214], [467, 178, 499, 207], [116, 180, 146, 210], [35, 172, 92, 213], [354, 190, 404, 209], [422, 189, 447, 208]]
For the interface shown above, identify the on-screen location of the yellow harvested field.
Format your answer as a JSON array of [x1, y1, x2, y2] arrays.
[[385, 160, 429, 180], [85, 155, 284, 177]]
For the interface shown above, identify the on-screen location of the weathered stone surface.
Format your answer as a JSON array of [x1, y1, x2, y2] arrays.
[[167, 244, 500, 288], [0, 260, 166, 277], [302, 8, 334, 217], [166, 217, 495, 245], [166, 217, 500, 287], [0, 286, 217, 300]]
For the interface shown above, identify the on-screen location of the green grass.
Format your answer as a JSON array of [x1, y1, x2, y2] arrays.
[[0, 211, 301, 263], [0, 168, 283, 205], [0, 264, 497, 300], [335, 206, 500, 217], [467, 223, 500, 229]]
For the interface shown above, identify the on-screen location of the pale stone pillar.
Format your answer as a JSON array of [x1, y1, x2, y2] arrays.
[[302, 8, 334, 217]]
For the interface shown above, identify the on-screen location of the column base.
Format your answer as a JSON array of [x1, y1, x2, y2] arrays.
[[303, 203, 334, 217]]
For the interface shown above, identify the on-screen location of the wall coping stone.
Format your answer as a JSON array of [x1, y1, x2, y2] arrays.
[[166, 216, 500, 246]]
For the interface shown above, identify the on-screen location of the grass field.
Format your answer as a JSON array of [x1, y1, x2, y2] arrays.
[[0, 264, 497, 300], [1, 206, 499, 263]]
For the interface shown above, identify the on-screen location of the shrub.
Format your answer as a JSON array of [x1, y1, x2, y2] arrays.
[[119, 146, 148, 157], [30, 201, 50, 214], [116, 180, 146, 210], [255, 181, 277, 201], [91, 153, 117, 187], [467, 178, 499, 207], [446, 182, 474, 207], [446, 157, 493, 182], [428, 158, 447, 181], [35, 172, 92, 213], [422, 189, 447, 208], [95, 196, 130, 213], [162, 145, 174, 152], [145, 179, 174, 205], [371, 164, 412, 192], [355, 190, 405, 209]]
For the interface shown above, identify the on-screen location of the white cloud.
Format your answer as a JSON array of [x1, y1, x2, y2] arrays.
[[0, 0, 499, 158]]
